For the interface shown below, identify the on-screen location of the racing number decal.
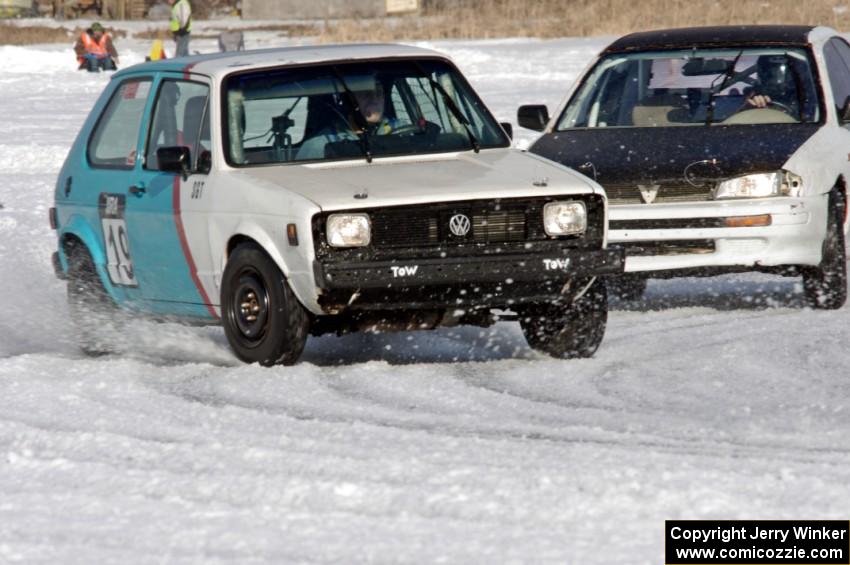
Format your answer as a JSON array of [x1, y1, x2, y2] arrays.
[[103, 219, 135, 285], [98, 193, 137, 287]]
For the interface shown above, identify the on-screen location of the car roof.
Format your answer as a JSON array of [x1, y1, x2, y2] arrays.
[[113, 43, 449, 81], [603, 25, 819, 53]]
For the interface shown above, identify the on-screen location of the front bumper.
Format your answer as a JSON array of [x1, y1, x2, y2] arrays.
[[608, 196, 827, 273], [315, 248, 624, 290], [313, 248, 624, 311]]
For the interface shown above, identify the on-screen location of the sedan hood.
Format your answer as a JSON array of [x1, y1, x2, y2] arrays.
[[530, 124, 821, 185], [235, 149, 597, 211]]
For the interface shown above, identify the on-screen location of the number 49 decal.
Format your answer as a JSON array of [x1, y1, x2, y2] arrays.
[[98, 193, 137, 287]]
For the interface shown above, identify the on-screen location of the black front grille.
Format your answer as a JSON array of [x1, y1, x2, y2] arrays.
[[372, 204, 528, 247], [604, 183, 713, 205], [314, 195, 604, 260]]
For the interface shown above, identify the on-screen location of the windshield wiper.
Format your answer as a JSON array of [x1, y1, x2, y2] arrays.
[[411, 62, 480, 153], [705, 49, 744, 126], [331, 66, 373, 163]]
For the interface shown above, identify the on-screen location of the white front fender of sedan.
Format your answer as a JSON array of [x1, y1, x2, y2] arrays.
[[783, 124, 850, 199]]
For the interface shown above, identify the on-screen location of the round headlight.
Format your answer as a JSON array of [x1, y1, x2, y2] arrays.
[[327, 213, 371, 247], [543, 201, 587, 236]]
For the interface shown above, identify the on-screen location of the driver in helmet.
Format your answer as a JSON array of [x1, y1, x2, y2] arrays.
[[352, 78, 396, 134], [297, 74, 398, 160], [745, 55, 798, 111]]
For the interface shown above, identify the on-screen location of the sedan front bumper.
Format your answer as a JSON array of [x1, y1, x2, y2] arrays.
[[608, 195, 828, 273]]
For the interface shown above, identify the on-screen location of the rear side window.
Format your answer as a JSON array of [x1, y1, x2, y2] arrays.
[[88, 78, 152, 169]]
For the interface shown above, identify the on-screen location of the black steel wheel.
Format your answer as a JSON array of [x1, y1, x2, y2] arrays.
[[230, 267, 271, 343], [519, 277, 608, 359], [66, 244, 119, 355], [803, 192, 847, 310], [221, 244, 309, 366]]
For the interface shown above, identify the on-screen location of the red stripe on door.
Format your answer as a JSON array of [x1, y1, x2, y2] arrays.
[[172, 176, 218, 318]]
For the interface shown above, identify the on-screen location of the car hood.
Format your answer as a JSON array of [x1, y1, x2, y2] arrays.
[[529, 124, 821, 185], [234, 149, 599, 211]]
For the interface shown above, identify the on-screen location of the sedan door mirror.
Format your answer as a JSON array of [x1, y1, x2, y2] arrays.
[[517, 105, 550, 131], [841, 96, 850, 124], [157, 146, 192, 180]]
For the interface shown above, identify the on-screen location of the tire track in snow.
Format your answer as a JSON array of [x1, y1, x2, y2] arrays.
[[136, 360, 850, 470]]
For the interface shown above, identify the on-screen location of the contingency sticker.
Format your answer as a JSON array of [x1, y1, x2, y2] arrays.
[[98, 193, 137, 287]]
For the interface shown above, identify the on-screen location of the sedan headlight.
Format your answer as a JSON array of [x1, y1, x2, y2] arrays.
[[327, 213, 371, 247], [714, 171, 802, 199], [543, 201, 587, 236]]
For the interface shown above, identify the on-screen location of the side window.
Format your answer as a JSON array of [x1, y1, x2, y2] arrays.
[[145, 79, 211, 171], [88, 78, 152, 169], [824, 39, 850, 116]]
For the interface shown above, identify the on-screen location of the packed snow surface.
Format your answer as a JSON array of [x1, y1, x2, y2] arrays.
[[0, 30, 849, 565]]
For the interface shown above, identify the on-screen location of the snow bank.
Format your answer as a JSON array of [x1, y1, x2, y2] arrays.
[[0, 143, 68, 174], [0, 45, 77, 74]]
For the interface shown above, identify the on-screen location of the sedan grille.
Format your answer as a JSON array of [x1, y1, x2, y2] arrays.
[[603, 183, 713, 205]]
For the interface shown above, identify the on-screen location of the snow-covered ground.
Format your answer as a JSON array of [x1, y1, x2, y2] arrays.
[[1, 29, 849, 565]]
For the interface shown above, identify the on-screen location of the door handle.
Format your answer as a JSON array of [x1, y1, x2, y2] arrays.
[[129, 183, 147, 197]]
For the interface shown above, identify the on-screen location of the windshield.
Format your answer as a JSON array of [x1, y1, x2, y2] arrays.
[[223, 59, 509, 165], [556, 47, 820, 129]]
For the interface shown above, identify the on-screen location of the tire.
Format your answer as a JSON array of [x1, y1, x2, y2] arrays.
[[606, 274, 647, 302], [802, 192, 847, 310], [221, 244, 309, 366], [66, 245, 119, 355], [519, 277, 608, 359]]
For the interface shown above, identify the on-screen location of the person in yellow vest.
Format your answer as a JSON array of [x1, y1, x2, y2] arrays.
[[168, 0, 192, 58], [74, 22, 119, 72]]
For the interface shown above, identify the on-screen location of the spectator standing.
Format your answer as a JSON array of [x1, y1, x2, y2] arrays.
[[168, 0, 192, 57]]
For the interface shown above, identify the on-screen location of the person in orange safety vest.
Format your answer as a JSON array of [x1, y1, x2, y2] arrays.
[[74, 22, 119, 72]]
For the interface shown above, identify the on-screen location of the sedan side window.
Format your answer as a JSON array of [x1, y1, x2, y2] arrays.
[[145, 79, 211, 172], [88, 78, 152, 169], [824, 39, 850, 117]]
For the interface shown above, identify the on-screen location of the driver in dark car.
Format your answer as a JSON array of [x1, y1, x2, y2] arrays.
[[744, 55, 799, 111]]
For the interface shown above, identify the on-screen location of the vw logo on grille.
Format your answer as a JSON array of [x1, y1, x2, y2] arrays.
[[449, 214, 471, 237]]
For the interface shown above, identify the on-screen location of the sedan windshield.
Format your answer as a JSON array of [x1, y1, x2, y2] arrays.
[[224, 59, 509, 165], [557, 47, 820, 129]]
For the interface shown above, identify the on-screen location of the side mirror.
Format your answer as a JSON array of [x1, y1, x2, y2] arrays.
[[517, 105, 550, 132], [157, 146, 192, 180], [841, 96, 850, 123], [499, 121, 513, 140]]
